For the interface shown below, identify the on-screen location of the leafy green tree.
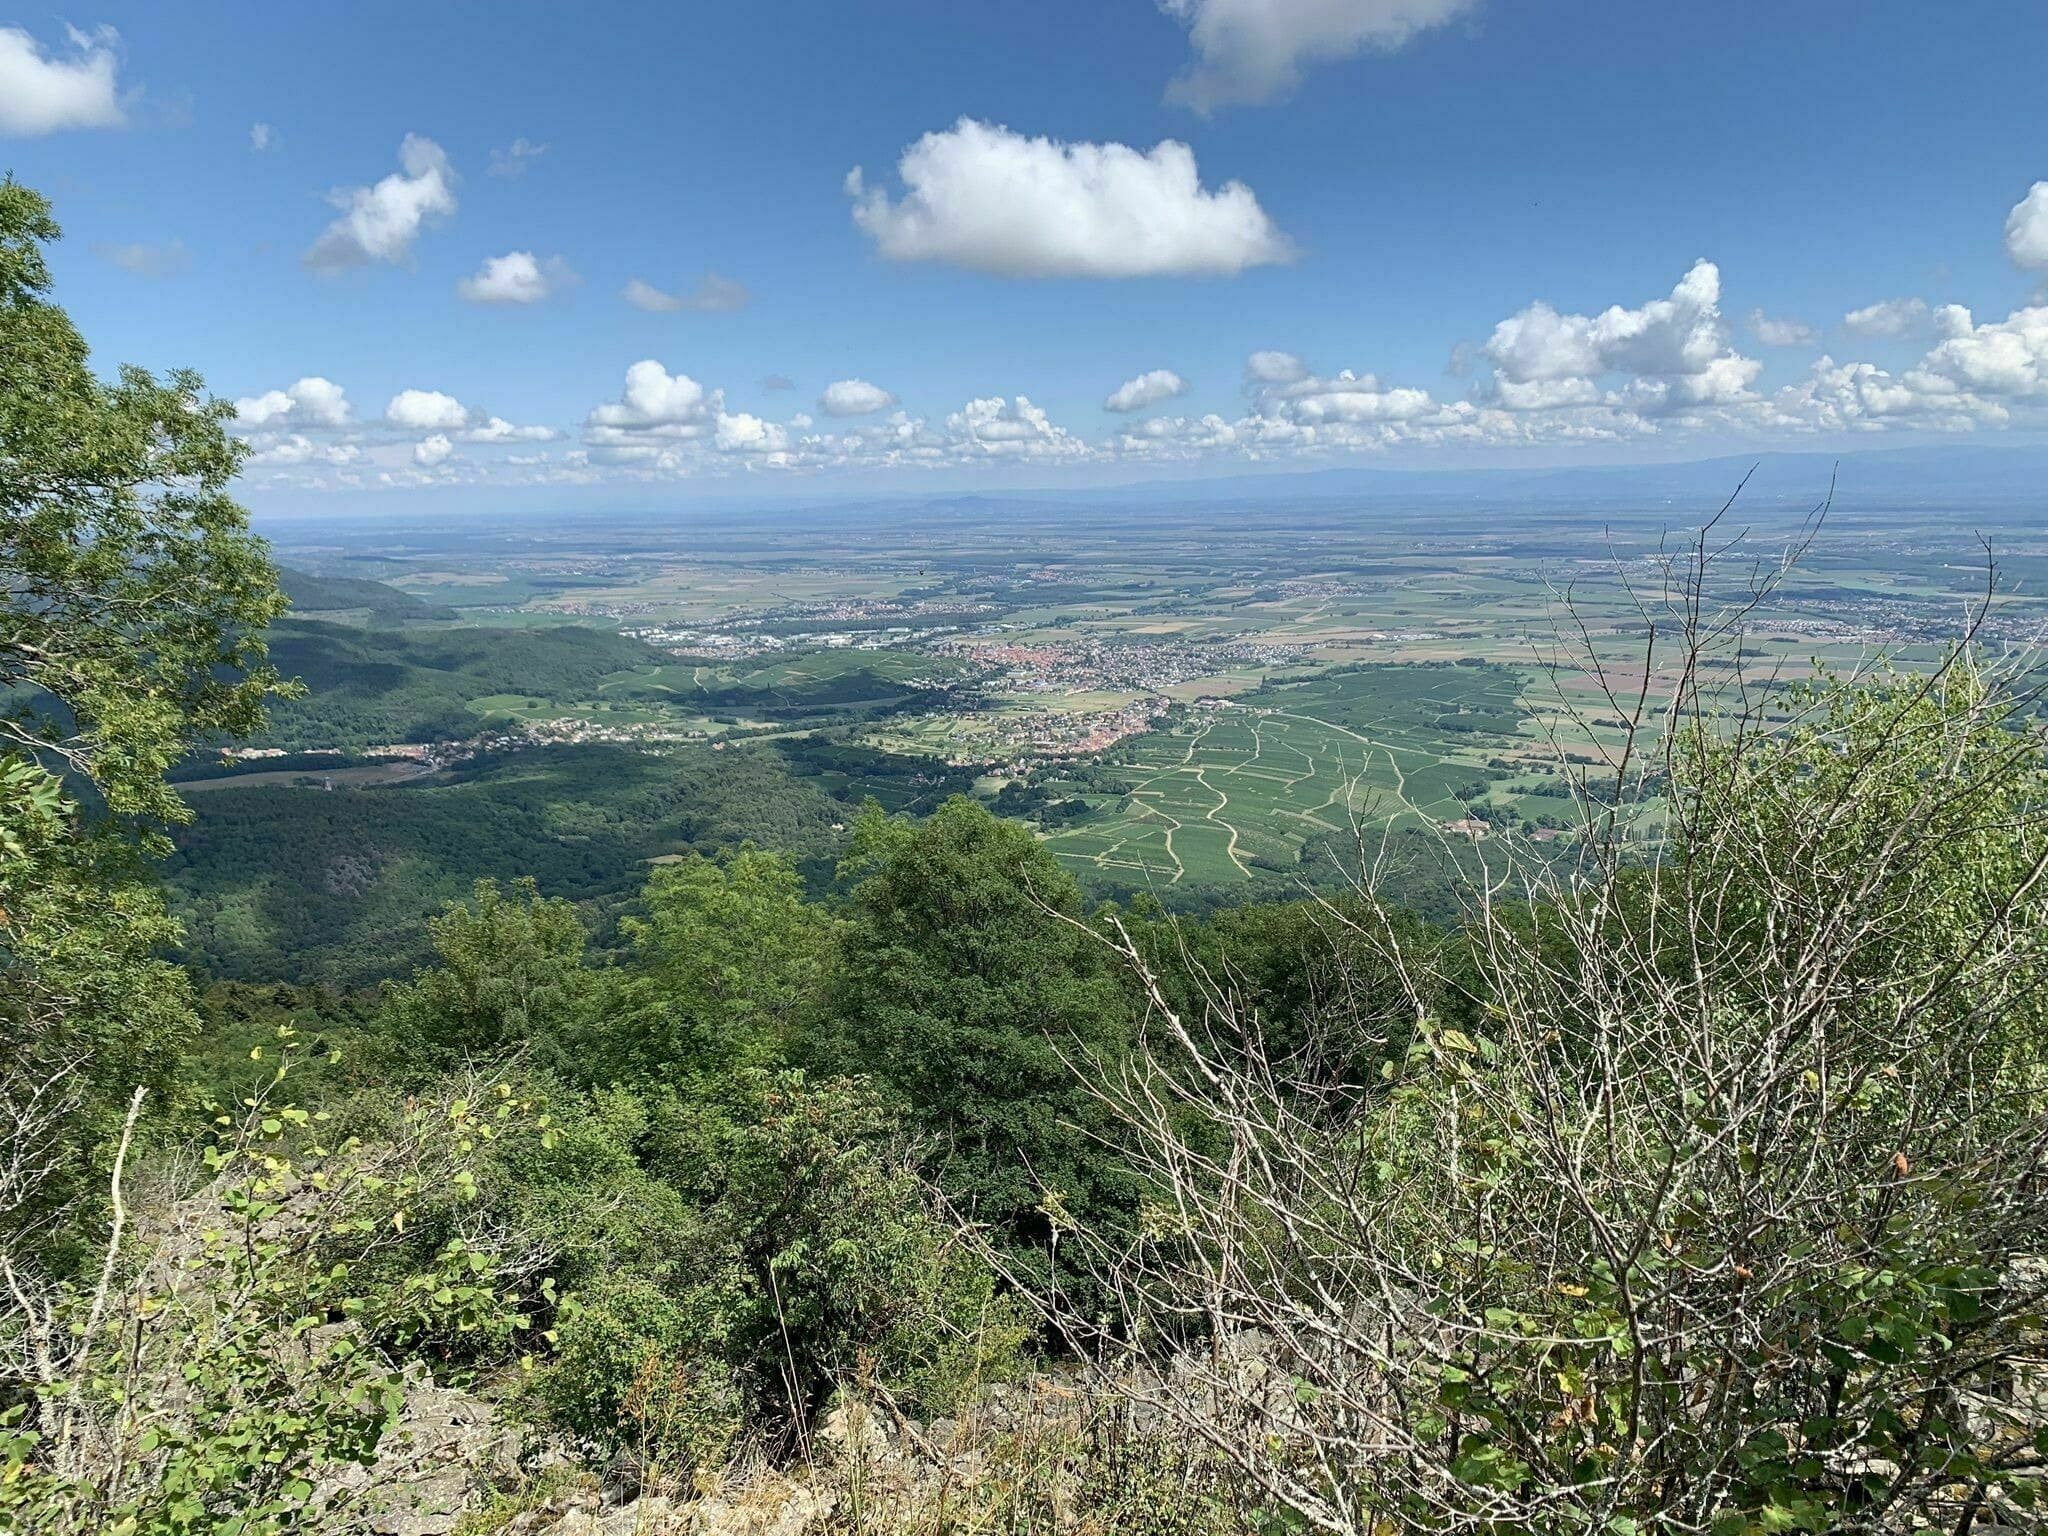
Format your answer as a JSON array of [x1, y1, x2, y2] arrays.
[[810, 797, 1137, 1273], [578, 848, 834, 1083], [376, 878, 608, 1072], [0, 178, 286, 1264], [523, 1070, 1020, 1461]]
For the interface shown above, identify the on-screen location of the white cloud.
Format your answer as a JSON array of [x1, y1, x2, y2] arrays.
[[945, 395, 1090, 459], [386, 389, 470, 431], [1245, 349, 1308, 383], [1769, 303, 2048, 435], [818, 378, 898, 417], [1112, 412, 1242, 458], [1483, 260, 1760, 414], [621, 272, 750, 313], [249, 121, 273, 152], [1243, 355, 1445, 446], [1268, 371, 1436, 424], [0, 25, 125, 136], [585, 362, 719, 457], [462, 416, 557, 443], [1162, 0, 1472, 110], [1747, 309, 1817, 348], [234, 179, 2048, 495], [93, 239, 188, 277], [457, 250, 575, 304], [305, 134, 457, 272], [233, 376, 352, 429], [1842, 296, 1929, 338], [847, 118, 1291, 278], [1105, 368, 1187, 412], [487, 137, 546, 177], [1773, 355, 1984, 434], [246, 433, 359, 467], [2005, 181, 2048, 271], [1910, 304, 2048, 400], [714, 411, 790, 455]]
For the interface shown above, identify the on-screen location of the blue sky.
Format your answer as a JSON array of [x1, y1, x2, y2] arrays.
[[5, 0, 2048, 509]]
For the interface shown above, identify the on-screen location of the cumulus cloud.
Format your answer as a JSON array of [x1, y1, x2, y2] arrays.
[[233, 377, 352, 429], [1767, 300, 2048, 436], [413, 434, 454, 467], [1773, 355, 1980, 434], [818, 379, 898, 417], [487, 137, 546, 178], [1162, 0, 1472, 110], [1105, 368, 1188, 412], [463, 416, 557, 443], [2006, 181, 2048, 271], [946, 396, 1090, 459], [1111, 412, 1242, 458], [590, 362, 710, 429], [93, 239, 188, 277], [246, 433, 359, 467], [250, 121, 273, 152], [621, 272, 750, 313], [1842, 297, 1930, 338], [386, 389, 470, 431], [584, 361, 720, 460], [847, 118, 1291, 278], [305, 135, 457, 272], [1483, 260, 1760, 414], [457, 250, 575, 304], [714, 411, 791, 456], [1245, 354, 1441, 441], [1910, 304, 2048, 401], [1748, 309, 1817, 348], [0, 25, 125, 136], [1246, 349, 1309, 384]]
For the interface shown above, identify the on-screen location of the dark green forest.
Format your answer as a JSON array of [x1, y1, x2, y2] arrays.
[[252, 619, 667, 749]]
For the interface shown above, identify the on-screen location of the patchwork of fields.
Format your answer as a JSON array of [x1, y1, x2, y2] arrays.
[[1042, 663, 1531, 885]]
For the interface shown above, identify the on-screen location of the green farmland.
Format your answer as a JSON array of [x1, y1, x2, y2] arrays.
[[1043, 662, 1536, 885]]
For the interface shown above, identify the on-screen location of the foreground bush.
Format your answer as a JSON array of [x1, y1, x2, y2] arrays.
[[528, 1070, 1026, 1470], [0, 1037, 547, 1535]]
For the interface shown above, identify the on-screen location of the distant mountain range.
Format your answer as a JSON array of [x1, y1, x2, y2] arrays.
[[1011, 443, 2048, 514]]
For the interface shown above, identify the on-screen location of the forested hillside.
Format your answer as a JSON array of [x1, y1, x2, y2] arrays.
[[163, 743, 851, 982], [276, 565, 456, 621], [254, 619, 668, 749], [9, 178, 2048, 1536]]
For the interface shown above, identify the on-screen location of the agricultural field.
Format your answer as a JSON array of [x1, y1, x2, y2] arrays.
[[1041, 663, 1546, 886]]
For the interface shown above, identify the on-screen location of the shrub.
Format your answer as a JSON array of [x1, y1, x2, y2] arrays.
[[528, 1274, 742, 1475], [0, 1033, 549, 1535]]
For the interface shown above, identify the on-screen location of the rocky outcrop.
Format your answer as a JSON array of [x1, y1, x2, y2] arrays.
[[314, 1373, 558, 1536]]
